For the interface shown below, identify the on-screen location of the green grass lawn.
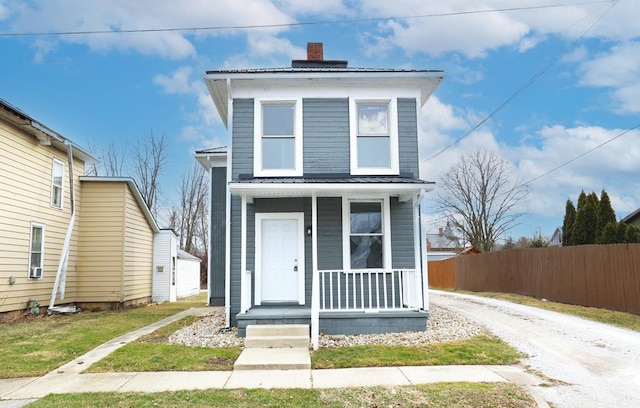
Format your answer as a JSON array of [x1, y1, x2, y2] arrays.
[[452, 290, 640, 332], [87, 316, 241, 372], [312, 335, 523, 369], [0, 293, 207, 379], [28, 382, 535, 408]]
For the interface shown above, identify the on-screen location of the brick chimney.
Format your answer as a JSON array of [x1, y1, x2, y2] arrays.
[[438, 227, 444, 237], [291, 42, 348, 68], [307, 42, 324, 61]]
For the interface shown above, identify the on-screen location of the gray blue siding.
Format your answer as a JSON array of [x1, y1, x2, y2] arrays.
[[390, 197, 416, 269], [209, 166, 227, 306], [231, 99, 254, 178], [303, 99, 350, 174], [317, 197, 343, 270], [398, 98, 419, 176]]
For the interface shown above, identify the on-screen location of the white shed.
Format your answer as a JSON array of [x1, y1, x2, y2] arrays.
[[152, 229, 178, 303], [152, 229, 202, 302], [176, 249, 201, 299]]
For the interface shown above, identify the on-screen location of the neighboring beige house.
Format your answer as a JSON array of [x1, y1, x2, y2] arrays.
[[76, 177, 159, 310], [0, 99, 158, 319]]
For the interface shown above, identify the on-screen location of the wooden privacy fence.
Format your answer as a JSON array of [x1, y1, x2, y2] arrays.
[[428, 257, 456, 289], [453, 244, 640, 315]]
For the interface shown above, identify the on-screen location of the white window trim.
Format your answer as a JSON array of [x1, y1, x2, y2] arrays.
[[254, 212, 306, 305], [342, 196, 392, 271], [254, 97, 303, 177], [51, 158, 65, 209], [28, 222, 45, 279], [349, 97, 399, 176]]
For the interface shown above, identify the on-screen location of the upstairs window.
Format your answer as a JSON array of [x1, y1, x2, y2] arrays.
[[29, 223, 44, 279], [350, 98, 399, 175], [51, 159, 64, 208], [254, 99, 303, 177]]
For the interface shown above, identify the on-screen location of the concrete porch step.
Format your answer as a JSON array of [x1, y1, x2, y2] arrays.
[[233, 347, 311, 370], [245, 335, 309, 348], [244, 324, 310, 348], [246, 324, 309, 337]]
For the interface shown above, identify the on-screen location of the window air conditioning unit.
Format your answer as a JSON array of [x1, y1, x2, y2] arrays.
[[29, 267, 43, 279]]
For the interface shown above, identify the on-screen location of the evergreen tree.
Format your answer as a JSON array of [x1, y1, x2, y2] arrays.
[[599, 222, 618, 244], [588, 191, 600, 208], [616, 222, 628, 243], [596, 190, 616, 242], [562, 199, 576, 246], [573, 200, 598, 245], [625, 225, 640, 243], [576, 190, 588, 211]]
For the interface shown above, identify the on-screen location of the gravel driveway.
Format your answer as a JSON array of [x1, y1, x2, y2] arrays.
[[430, 290, 640, 408]]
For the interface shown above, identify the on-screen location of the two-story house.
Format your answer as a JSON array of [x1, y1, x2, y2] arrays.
[[196, 43, 444, 348]]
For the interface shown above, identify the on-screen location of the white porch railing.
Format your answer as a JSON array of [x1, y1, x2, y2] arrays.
[[317, 269, 420, 312]]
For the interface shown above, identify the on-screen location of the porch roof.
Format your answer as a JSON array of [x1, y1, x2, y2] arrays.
[[228, 175, 435, 200]]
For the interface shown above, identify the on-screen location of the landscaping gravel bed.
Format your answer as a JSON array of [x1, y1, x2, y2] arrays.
[[168, 304, 485, 349]]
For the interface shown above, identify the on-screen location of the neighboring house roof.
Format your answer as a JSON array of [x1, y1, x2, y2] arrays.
[[177, 249, 201, 262], [621, 208, 640, 224], [549, 227, 563, 246], [459, 247, 481, 255], [205, 67, 445, 128], [426, 226, 461, 251], [426, 234, 459, 251], [79, 176, 160, 232], [0, 98, 96, 163]]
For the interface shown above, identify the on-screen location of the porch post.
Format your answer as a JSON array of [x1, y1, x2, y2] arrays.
[[240, 194, 249, 313], [413, 192, 424, 310], [311, 193, 319, 350]]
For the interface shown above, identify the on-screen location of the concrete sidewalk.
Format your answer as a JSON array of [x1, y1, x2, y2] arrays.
[[1, 365, 541, 406], [0, 306, 548, 408]]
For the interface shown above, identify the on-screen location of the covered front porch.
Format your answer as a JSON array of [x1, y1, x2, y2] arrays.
[[237, 308, 429, 338], [229, 176, 432, 349]]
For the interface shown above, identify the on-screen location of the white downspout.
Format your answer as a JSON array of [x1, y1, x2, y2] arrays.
[[311, 193, 319, 350], [418, 190, 429, 311], [224, 77, 233, 327], [49, 143, 76, 311]]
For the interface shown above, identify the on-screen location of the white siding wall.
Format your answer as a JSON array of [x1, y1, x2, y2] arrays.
[[176, 257, 200, 299], [152, 230, 177, 303]]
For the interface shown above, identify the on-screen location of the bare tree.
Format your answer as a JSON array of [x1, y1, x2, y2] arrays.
[[176, 162, 208, 254], [133, 131, 168, 218], [86, 142, 128, 177], [434, 149, 529, 252]]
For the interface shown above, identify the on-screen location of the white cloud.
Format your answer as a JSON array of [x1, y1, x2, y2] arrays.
[[274, 0, 350, 17], [578, 42, 640, 114], [354, 0, 640, 62], [4, 0, 294, 60], [417, 95, 640, 225], [153, 65, 223, 149], [154, 67, 197, 94]]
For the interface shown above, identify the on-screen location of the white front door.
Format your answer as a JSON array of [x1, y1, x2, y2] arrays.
[[255, 213, 305, 305]]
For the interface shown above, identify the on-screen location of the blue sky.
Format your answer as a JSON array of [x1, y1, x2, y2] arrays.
[[1, 0, 638, 241]]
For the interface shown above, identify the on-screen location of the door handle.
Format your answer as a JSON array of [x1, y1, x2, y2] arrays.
[[293, 259, 298, 272]]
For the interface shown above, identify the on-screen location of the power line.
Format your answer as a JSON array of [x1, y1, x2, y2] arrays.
[[0, 1, 612, 37], [423, 0, 619, 162], [521, 122, 640, 186]]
